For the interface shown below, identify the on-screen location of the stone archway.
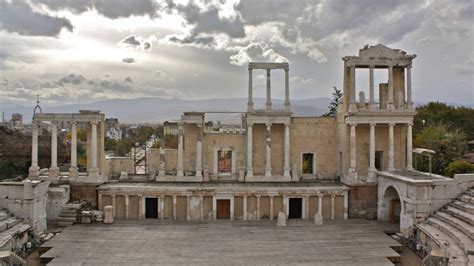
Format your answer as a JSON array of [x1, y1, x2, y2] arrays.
[[378, 184, 404, 231]]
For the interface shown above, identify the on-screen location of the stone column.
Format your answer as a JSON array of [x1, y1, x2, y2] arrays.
[[265, 123, 272, 177], [172, 195, 177, 220], [243, 195, 248, 221], [406, 123, 414, 171], [186, 195, 191, 221], [304, 196, 309, 220], [284, 68, 290, 111], [368, 65, 376, 110], [283, 123, 291, 178], [158, 147, 165, 177], [98, 194, 103, 210], [388, 123, 395, 171], [212, 196, 216, 220], [139, 196, 145, 219], [88, 120, 99, 178], [246, 123, 253, 178], [269, 196, 274, 220], [406, 66, 413, 109], [248, 68, 254, 112], [28, 121, 39, 177], [160, 195, 165, 220], [195, 125, 202, 178], [199, 196, 204, 220], [49, 121, 59, 177], [177, 123, 184, 176], [368, 123, 376, 182], [343, 191, 349, 219], [256, 195, 261, 220], [317, 194, 323, 218], [112, 194, 116, 217], [388, 65, 394, 110], [266, 69, 272, 111], [125, 195, 130, 219], [69, 121, 78, 178], [330, 195, 335, 220], [348, 123, 357, 179], [349, 66, 357, 112]]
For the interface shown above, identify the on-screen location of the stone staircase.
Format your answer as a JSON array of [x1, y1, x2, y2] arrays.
[[416, 188, 474, 265], [57, 203, 82, 227], [0, 209, 30, 264]]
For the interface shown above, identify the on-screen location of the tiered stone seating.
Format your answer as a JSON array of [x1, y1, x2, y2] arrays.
[[417, 188, 474, 265], [0, 209, 30, 265]]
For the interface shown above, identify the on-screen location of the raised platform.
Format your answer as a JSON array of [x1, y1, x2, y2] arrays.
[[40, 220, 401, 265]]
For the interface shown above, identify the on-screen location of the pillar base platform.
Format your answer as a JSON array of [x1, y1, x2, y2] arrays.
[[88, 167, 100, 178], [367, 167, 377, 183], [265, 168, 272, 177], [48, 167, 59, 178], [28, 166, 39, 178], [368, 102, 377, 111], [283, 167, 291, 178]]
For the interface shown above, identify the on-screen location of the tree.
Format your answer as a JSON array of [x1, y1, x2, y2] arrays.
[[414, 124, 467, 175], [444, 160, 474, 177], [323, 87, 343, 117]]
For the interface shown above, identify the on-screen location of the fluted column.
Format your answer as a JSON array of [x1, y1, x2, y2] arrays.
[[368, 123, 376, 182], [349, 66, 357, 112], [88, 120, 99, 178], [266, 69, 272, 111], [368, 65, 376, 110], [284, 68, 290, 111], [388, 65, 394, 110], [248, 68, 254, 112], [69, 121, 78, 178], [406, 123, 414, 171], [348, 123, 357, 179], [28, 121, 39, 177], [406, 66, 413, 109], [177, 123, 184, 176], [388, 123, 395, 171], [195, 125, 202, 178], [265, 123, 272, 177], [246, 123, 253, 178], [283, 123, 291, 178], [49, 121, 59, 177]]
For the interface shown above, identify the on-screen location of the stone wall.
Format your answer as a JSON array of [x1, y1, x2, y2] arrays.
[[70, 183, 99, 208], [46, 185, 70, 222], [105, 157, 134, 178], [348, 184, 378, 219]]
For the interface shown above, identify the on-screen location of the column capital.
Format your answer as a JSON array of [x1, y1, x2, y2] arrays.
[[369, 122, 376, 127], [51, 120, 58, 126], [284, 67, 289, 72], [369, 64, 375, 69], [247, 122, 253, 127], [330, 194, 336, 199], [349, 122, 357, 127], [90, 120, 99, 125], [407, 64, 412, 69], [388, 122, 396, 127], [407, 122, 413, 126], [71, 121, 77, 125], [266, 122, 272, 128], [256, 194, 261, 199]]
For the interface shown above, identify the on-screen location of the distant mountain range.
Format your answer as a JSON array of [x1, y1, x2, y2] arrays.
[[0, 97, 331, 124]]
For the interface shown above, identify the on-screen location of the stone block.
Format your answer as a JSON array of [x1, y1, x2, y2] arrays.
[[277, 212, 286, 226], [119, 172, 128, 181], [0, 186, 7, 199], [103, 206, 113, 224]]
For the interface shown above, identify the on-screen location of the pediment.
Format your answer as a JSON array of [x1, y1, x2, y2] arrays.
[[358, 44, 413, 59]]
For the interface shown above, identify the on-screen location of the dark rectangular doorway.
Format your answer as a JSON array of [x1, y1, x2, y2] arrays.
[[216, 199, 230, 219], [289, 198, 302, 219], [145, 198, 158, 219], [375, 151, 384, 171]]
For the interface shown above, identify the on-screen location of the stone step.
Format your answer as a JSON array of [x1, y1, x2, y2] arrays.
[[434, 212, 474, 239], [451, 201, 474, 215], [443, 207, 474, 226], [416, 223, 468, 265], [57, 221, 74, 227], [58, 213, 77, 218], [0, 211, 8, 222], [428, 217, 474, 256], [5, 218, 20, 229], [60, 209, 78, 215], [459, 195, 474, 204], [466, 190, 474, 197]]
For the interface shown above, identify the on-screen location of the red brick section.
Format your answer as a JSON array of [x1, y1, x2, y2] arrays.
[[70, 184, 99, 208], [348, 184, 378, 220]]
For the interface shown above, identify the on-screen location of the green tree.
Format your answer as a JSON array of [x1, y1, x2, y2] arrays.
[[414, 124, 467, 175], [323, 87, 343, 117], [444, 160, 474, 177]]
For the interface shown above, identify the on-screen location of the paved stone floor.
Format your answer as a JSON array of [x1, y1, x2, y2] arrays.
[[41, 219, 402, 265]]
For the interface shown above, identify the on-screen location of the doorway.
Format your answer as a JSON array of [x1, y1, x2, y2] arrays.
[[216, 199, 230, 219], [145, 198, 158, 219], [288, 198, 302, 219], [375, 151, 384, 171]]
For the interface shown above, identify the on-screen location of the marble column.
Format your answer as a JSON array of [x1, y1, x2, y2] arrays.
[[388, 123, 395, 171], [349, 66, 357, 112], [111, 194, 116, 217], [317, 194, 323, 219], [139, 196, 145, 219], [160, 195, 165, 220], [284, 68, 290, 111], [125, 195, 130, 219], [186, 196, 191, 221], [88, 121, 99, 178], [98, 194, 103, 210], [172, 195, 177, 220], [406, 66, 413, 109], [368, 123, 376, 182], [199, 196, 204, 220], [283, 123, 291, 178], [177, 123, 184, 176], [69, 121, 78, 178], [265, 123, 272, 177], [330, 195, 335, 220], [406, 123, 414, 171], [269, 196, 274, 220], [304, 196, 309, 220], [256, 195, 261, 220], [368, 65, 376, 110], [195, 125, 202, 178], [243, 195, 248, 221], [246, 123, 253, 178], [388, 65, 394, 110], [158, 147, 165, 177], [28, 121, 39, 177], [266, 69, 272, 111], [348, 123, 357, 179], [49, 121, 59, 177], [248, 68, 254, 112]]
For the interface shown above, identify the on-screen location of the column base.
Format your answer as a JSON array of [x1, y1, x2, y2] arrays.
[[28, 166, 39, 178], [247, 103, 254, 112], [265, 168, 272, 177], [368, 102, 377, 111], [69, 167, 79, 180], [284, 103, 290, 112], [48, 166, 59, 178], [158, 168, 165, 177], [195, 168, 202, 178], [283, 167, 291, 178], [246, 168, 253, 179], [367, 167, 377, 183], [406, 102, 414, 110], [406, 166, 414, 171], [387, 166, 396, 172], [387, 103, 395, 110], [88, 167, 99, 178], [314, 212, 323, 226], [177, 167, 184, 177], [266, 104, 272, 111], [348, 103, 357, 112]]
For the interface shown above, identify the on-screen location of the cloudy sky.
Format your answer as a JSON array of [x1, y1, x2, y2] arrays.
[[0, 0, 473, 106]]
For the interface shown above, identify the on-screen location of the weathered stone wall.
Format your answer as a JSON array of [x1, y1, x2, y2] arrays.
[[202, 132, 245, 176], [348, 185, 378, 219], [46, 185, 70, 222], [70, 183, 98, 208], [106, 157, 134, 178]]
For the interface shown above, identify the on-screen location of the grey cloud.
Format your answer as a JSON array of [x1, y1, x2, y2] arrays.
[[0, 0, 73, 37], [122, 58, 135, 63], [58, 73, 86, 85], [34, 0, 92, 13], [124, 76, 133, 83], [119, 35, 153, 51]]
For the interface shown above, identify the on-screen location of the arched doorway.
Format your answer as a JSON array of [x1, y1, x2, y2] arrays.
[[383, 186, 402, 230]]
